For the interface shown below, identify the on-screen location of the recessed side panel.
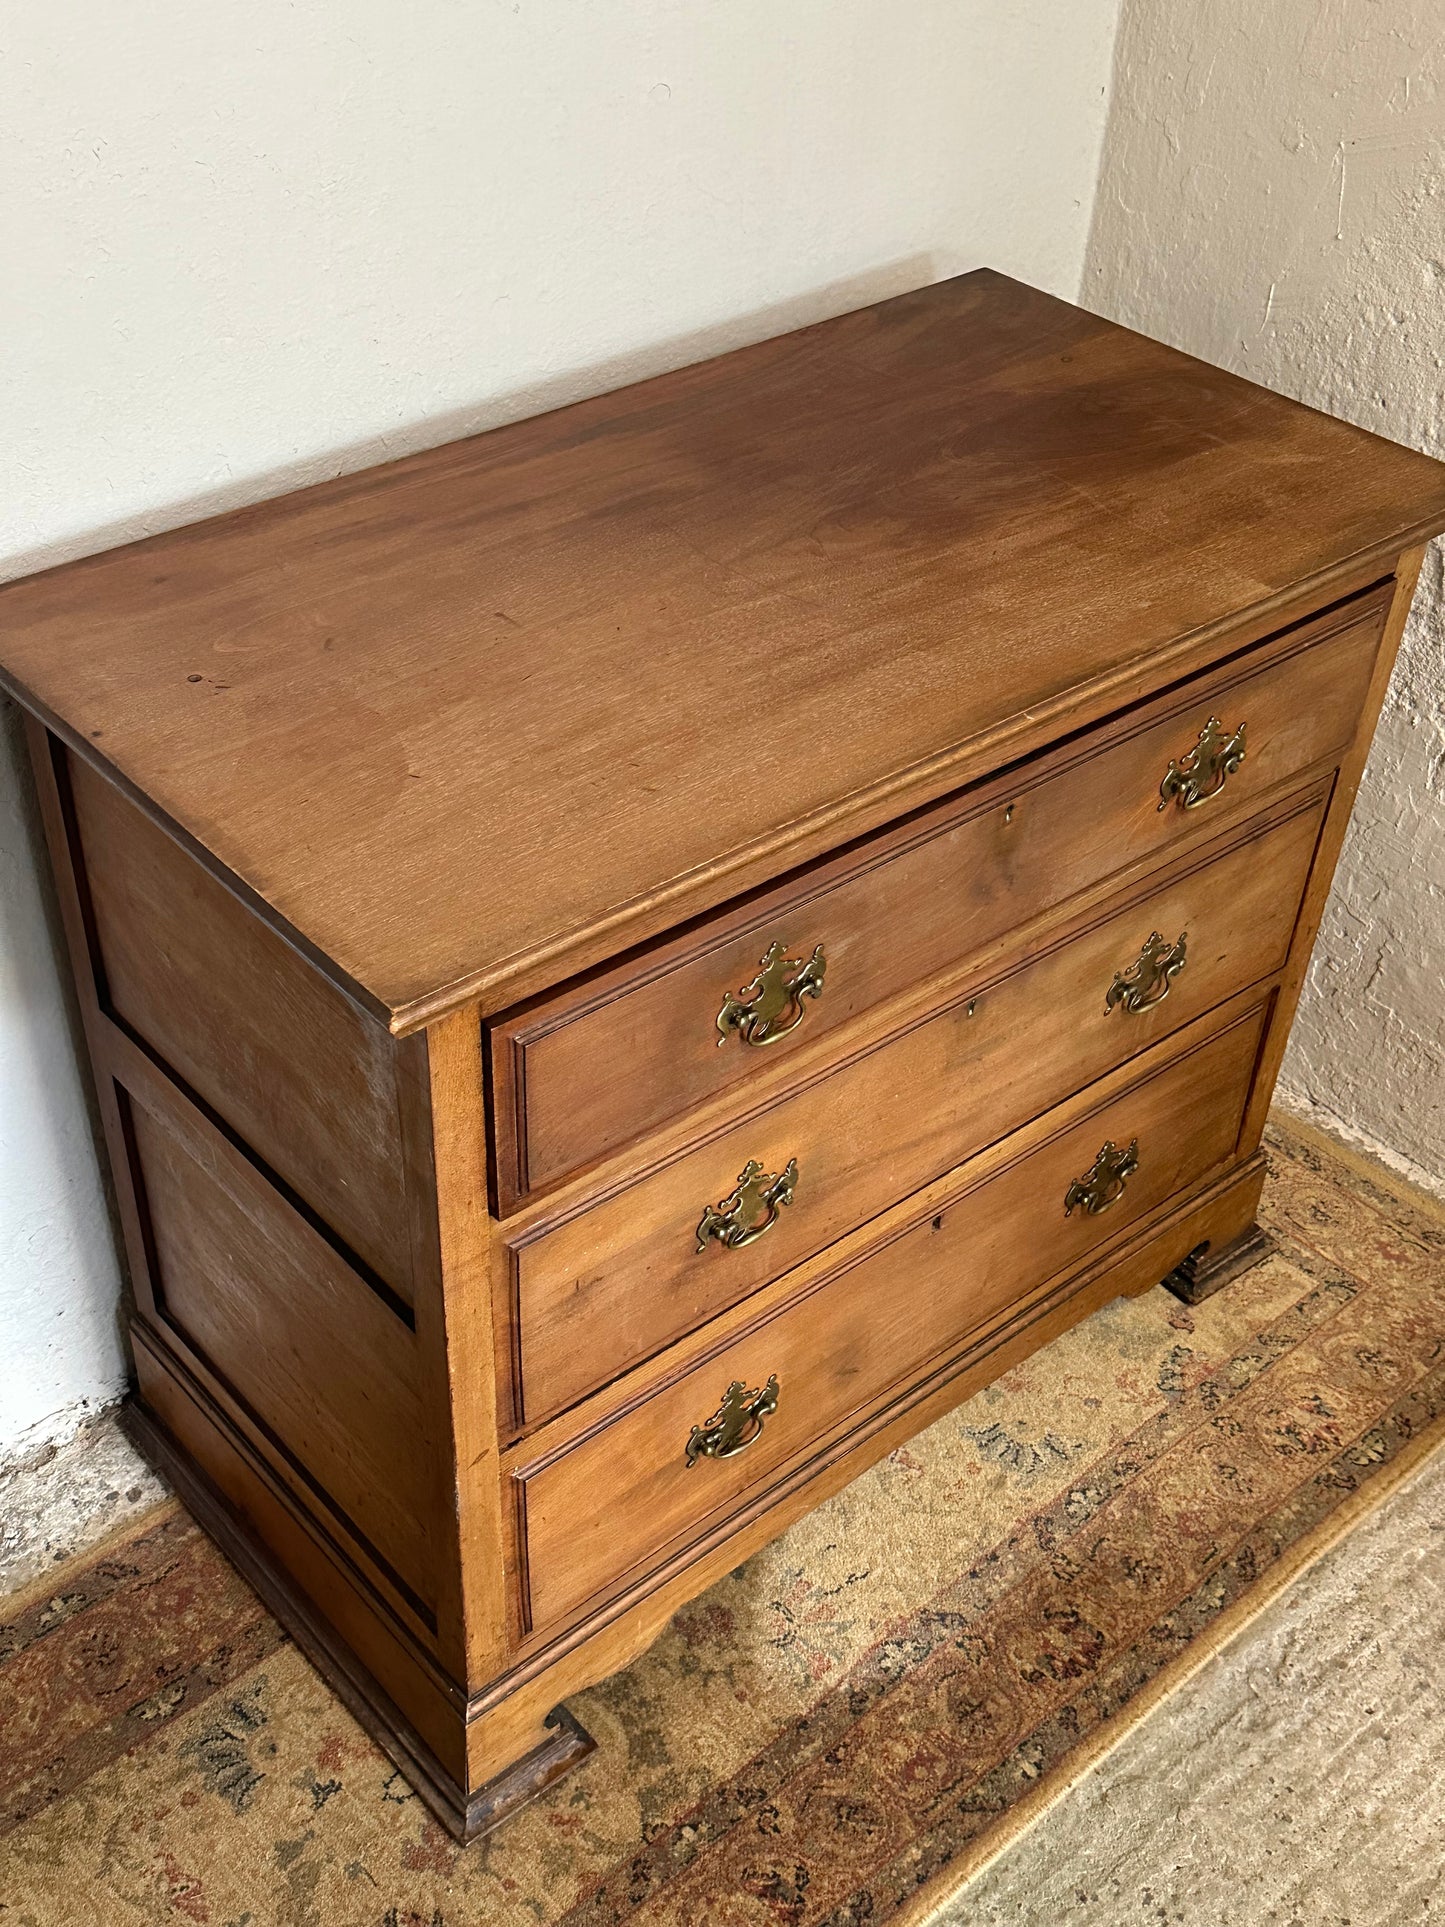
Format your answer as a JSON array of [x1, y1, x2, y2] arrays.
[[119, 1066, 439, 1622], [64, 749, 417, 1303]]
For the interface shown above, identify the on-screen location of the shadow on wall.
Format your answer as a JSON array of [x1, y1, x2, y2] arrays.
[[0, 254, 940, 585]]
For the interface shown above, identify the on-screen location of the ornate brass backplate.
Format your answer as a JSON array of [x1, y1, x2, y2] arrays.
[[716, 939, 826, 1048], [696, 1157, 799, 1252], [684, 1374, 781, 1466], [1158, 716, 1247, 811], [1105, 930, 1188, 1015], [1064, 1137, 1139, 1216]]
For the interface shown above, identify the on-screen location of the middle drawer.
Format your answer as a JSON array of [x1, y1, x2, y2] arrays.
[[505, 789, 1325, 1427]]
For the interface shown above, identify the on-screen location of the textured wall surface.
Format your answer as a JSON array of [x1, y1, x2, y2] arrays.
[[0, 0, 1123, 1459], [1085, 0, 1445, 1194]]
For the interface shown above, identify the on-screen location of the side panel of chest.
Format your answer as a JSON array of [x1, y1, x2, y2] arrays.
[[61, 751, 420, 1306], [23, 730, 459, 1696]]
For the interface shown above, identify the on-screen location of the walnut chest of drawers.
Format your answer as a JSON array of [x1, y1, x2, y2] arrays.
[[5, 271, 1444, 1840]]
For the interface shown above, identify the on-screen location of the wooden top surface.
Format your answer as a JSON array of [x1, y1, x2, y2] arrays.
[[4, 269, 1444, 1031]]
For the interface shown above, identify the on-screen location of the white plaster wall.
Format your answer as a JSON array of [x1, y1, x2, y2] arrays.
[[0, 0, 1123, 1459], [0, 703, 124, 1457], [1084, 0, 1445, 1195]]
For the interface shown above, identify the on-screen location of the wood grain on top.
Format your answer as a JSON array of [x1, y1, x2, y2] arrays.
[[3, 269, 1443, 1030]]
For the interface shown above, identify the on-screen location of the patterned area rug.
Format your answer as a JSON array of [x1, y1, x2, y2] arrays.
[[3, 1120, 1444, 1926]]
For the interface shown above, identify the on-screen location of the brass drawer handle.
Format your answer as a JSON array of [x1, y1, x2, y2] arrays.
[[1106, 931, 1188, 1015], [696, 1158, 799, 1252], [685, 1374, 780, 1466], [1158, 716, 1246, 811], [717, 940, 826, 1048], [1065, 1138, 1139, 1216]]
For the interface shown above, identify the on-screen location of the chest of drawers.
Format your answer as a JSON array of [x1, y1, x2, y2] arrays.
[[4, 270, 1444, 1841]]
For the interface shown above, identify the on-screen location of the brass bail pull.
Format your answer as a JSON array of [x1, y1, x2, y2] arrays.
[[696, 1158, 799, 1252], [1106, 931, 1188, 1015], [717, 939, 826, 1048], [1064, 1138, 1139, 1216], [685, 1374, 780, 1466], [1158, 716, 1247, 811]]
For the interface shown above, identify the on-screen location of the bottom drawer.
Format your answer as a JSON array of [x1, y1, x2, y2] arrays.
[[514, 1003, 1267, 1633]]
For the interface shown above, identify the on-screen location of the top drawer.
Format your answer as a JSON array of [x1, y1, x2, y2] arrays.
[[489, 587, 1388, 1211]]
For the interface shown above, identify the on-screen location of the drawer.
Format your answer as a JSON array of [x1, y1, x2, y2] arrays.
[[489, 586, 1385, 1211], [514, 1004, 1268, 1633], [507, 791, 1324, 1424]]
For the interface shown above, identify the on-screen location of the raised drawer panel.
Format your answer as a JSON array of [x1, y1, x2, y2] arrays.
[[491, 587, 1385, 1210], [508, 793, 1324, 1424], [515, 1004, 1268, 1633]]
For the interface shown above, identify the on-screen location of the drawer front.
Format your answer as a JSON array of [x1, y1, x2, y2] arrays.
[[515, 1005, 1268, 1633], [491, 588, 1384, 1210], [510, 792, 1324, 1424]]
